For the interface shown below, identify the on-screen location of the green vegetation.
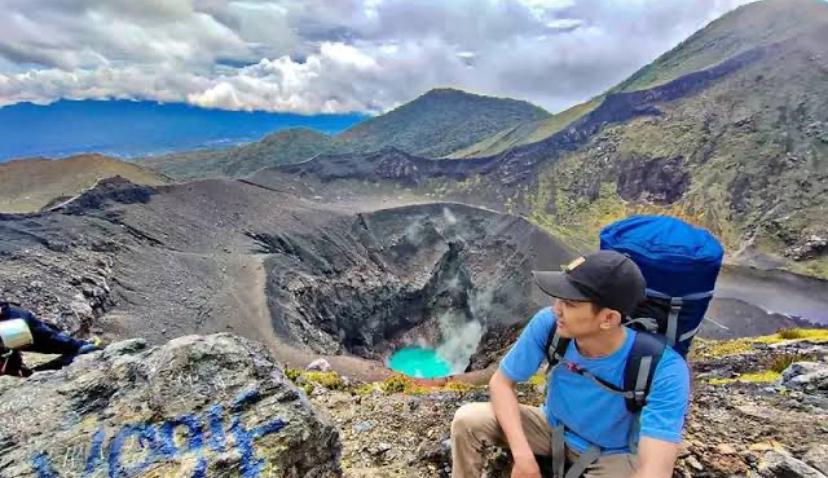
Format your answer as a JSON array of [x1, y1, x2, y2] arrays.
[[704, 330, 824, 386], [448, 97, 602, 158], [776, 328, 828, 341], [303, 371, 347, 390], [708, 370, 782, 386], [766, 352, 818, 374], [283, 368, 347, 395], [145, 88, 549, 179], [338, 88, 549, 158], [693, 328, 828, 361], [142, 128, 334, 179], [613, 0, 828, 92]]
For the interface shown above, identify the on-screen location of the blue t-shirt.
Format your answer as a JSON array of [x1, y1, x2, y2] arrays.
[[499, 308, 690, 455]]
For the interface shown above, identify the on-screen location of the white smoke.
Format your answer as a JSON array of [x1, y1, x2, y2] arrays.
[[442, 207, 458, 225], [435, 310, 484, 374]]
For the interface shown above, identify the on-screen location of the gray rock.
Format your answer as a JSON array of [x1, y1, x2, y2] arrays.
[[307, 358, 332, 372], [752, 450, 827, 478], [782, 362, 828, 390], [354, 420, 375, 433], [804, 445, 828, 476], [0, 333, 341, 478]]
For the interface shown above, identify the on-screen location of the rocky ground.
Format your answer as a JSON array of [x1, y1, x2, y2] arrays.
[[301, 332, 828, 478], [2, 177, 827, 477], [2, 316, 826, 477]]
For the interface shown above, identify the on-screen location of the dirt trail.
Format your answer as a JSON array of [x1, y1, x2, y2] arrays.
[[225, 252, 395, 382]]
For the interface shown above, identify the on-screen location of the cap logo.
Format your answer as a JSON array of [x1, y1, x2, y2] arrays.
[[563, 256, 586, 272]]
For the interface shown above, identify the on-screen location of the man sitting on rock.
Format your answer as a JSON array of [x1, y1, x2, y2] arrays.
[[450, 251, 690, 478], [0, 300, 101, 377]]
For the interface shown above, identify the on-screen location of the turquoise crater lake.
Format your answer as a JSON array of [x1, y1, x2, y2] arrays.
[[388, 347, 452, 379]]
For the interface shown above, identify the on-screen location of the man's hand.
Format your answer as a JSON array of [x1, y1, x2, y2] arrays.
[[511, 452, 542, 478]]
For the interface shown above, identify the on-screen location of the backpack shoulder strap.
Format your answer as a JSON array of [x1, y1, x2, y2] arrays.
[[623, 331, 667, 413], [544, 322, 570, 371]]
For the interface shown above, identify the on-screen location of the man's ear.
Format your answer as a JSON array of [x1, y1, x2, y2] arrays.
[[599, 308, 623, 329]]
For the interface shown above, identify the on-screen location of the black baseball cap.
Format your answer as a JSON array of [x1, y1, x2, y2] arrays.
[[532, 250, 646, 317]]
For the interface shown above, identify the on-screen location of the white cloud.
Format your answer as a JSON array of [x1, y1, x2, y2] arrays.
[[0, 0, 756, 113]]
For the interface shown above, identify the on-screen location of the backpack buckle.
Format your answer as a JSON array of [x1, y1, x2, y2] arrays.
[[633, 390, 647, 403]]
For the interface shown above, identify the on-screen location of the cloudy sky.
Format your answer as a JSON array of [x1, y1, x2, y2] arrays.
[[0, 0, 755, 115]]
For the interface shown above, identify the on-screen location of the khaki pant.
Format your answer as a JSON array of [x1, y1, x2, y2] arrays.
[[450, 402, 637, 478]]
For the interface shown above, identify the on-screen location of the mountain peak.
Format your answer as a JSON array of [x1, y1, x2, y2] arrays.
[[615, 0, 828, 93], [337, 88, 549, 158]]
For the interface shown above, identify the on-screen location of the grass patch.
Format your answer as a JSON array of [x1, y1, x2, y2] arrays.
[[283, 368, 346, 394], [694, 328, 828, 360], [776, 328, 828, 341], [703, 339, 755, 358], [303, 371, 347, 390], [766, 352, 818, 373], [284, 368, 302, 382], [528, 372, 547, 387], [444, 381, 475, 393], [709, 370, 782, 386]]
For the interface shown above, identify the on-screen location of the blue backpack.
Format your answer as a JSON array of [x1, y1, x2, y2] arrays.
[[600, 215, 724, 357], [542, 216, 723, 477]]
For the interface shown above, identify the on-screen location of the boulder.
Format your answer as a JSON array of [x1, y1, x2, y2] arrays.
[[782, 361, 828, 391], [0, 334, 341, 477], [751, 450, 827, 478], [307, 358, 332, 372], [804, 445, 828, 476]]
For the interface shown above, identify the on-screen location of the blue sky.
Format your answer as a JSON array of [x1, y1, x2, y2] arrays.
[[0, 0, 755, 114]]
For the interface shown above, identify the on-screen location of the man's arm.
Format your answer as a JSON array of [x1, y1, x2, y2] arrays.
[[634, 350, 690, 478], [489, 369, 541, 477], [631, 437, 680, 478]]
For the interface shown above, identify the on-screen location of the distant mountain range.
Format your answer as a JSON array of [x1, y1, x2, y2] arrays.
[[0, 99, 366, 161], [141, 88, 550, 179]]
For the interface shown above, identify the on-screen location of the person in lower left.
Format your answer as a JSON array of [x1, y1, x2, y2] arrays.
[[1, 300, 101, 377]]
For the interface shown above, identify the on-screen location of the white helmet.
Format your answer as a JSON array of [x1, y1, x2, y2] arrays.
[[0, 319, 34, 349]]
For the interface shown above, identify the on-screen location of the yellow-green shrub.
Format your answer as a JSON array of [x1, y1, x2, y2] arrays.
[[775, 328, 828, 341], [767, 352, 818, 373], [284, 368, 302, 382], [303, 371, 346, 390], [380, 374, 410, 394]]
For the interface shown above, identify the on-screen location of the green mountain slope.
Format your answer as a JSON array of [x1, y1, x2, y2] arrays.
[[335, 88, 549, 158], [451, 0, 828, 160], [495, 0, 828, 277], [141, 128, 334, 180], [448, 97, 601, 158], [613, 0, 828, 93], [142, 88, 549, 179]]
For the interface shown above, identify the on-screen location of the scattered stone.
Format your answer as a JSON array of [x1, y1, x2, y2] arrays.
[[686, 455, 704, 471], [782, 362, 828, 390], [354, 421, 375, 433], [375, 442, 392, 455], [804, 444, 828, 475], [307, 358, 332, 372], [752, 450, 826, 478]]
